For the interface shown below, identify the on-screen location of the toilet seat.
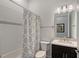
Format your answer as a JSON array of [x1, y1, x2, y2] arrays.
[[35, 51, 46, 58]]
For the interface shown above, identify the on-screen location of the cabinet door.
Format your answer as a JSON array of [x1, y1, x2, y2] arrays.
[[52, 45, 64, 58], [52, 45, 77, 58], [66, 48, 77, 58]]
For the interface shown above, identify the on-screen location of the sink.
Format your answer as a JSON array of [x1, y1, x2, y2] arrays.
[[52, 38, 77, 48], [58, 39, 73, 44]]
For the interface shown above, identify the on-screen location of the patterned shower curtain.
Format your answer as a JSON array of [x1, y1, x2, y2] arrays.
[[23, 9, 40, 58]]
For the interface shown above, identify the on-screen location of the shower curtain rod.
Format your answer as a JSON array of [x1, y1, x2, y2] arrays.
[[9, 0, 40, 17]]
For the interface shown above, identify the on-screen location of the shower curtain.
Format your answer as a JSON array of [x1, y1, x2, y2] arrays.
[[23, 9, 40, 58]]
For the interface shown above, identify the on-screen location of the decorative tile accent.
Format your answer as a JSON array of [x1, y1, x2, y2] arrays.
[[23, 9, 40, 58]]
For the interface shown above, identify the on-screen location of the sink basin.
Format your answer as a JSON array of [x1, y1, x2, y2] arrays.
[[52, 38, 77, 48], [58, 39, 73, 44]]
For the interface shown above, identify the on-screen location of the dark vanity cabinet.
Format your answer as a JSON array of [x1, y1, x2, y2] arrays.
[[52, 44, 77, 58]]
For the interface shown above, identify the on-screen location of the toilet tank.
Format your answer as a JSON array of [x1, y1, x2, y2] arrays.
[[40, 41, 52, 58], [40, 41, 50, 51]]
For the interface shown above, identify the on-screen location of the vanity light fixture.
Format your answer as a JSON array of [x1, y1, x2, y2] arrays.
[[55, 4, 74, 14]]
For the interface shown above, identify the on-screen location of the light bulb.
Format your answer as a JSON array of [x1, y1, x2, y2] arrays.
[[57, 7, 61, 14], [68, 5, 73, 12], [62, 6, 67, 13], [77, 5, 79, 10]]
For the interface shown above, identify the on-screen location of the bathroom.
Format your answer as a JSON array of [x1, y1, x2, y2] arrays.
[[0, 0, 79, 58]]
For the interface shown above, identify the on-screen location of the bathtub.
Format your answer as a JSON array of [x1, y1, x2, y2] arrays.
[[1, 48, 23, 58]]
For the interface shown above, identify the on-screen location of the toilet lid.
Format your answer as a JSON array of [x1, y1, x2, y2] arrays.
[[35, 51, 46, 57]]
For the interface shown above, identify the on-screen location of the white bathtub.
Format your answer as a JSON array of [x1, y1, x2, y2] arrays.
[[1, 48, 23, 58]]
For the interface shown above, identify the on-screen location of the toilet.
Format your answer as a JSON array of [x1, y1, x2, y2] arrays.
[[35, 41, 50, 58], [35, 51, 46, 58]]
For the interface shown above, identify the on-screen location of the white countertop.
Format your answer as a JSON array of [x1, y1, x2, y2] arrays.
[[51, 38, 77, 48]]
